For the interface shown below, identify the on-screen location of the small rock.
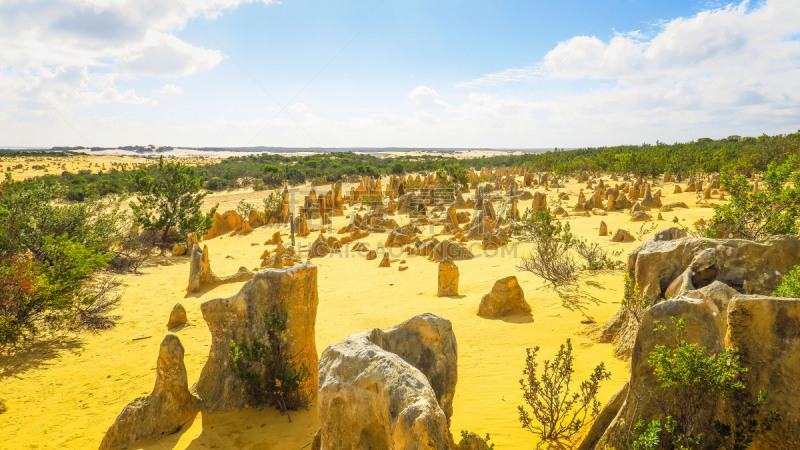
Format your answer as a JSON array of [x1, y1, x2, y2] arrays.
[[167, 303, 188, 330]]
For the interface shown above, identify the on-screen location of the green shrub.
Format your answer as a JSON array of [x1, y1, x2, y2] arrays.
[[772, 265, 800, 297], [0, 177, 125, 348], [516, 210, 577, 285], [229, 302, 310, 418], [130, 156, 217, 245], [705, 157, 800, 240], [518, 339, 611, 444], [621, 317, 780, 449], [458, 430, 494, 449], [263, 192, 285, 221]]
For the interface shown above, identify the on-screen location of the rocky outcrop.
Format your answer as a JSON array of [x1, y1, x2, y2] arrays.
[[599, 221, 608, 236], [167, 303, 188, 329], [204, 210, 244, 240], [186, 244, 253, 293], [429, 240, 474, 262], [477, 276, 531, 318], [438, 259, 459, 297], [100, 335, 201, 450], [378, 252, 391, 268], [584, 294, 800, 449], [317, 314, 457, 449], [595, 234, 800, 360], [610, 229, 635, 243], [194, 264, 319, 412], [531, 191, 547, 212]]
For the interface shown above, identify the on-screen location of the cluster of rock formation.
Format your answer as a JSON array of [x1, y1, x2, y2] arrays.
[[315, 314, 458, 449], [583, 231, 800, 448], [103, 264, 319, 448]]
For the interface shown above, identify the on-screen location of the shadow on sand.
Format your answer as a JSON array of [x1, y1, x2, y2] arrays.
[[0, 335, 84, 380]]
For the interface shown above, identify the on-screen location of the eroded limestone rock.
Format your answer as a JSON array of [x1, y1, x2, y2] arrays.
[[317, 314, 457, 449], [100, 335, 200, 450], [194, 264, 319, 412]]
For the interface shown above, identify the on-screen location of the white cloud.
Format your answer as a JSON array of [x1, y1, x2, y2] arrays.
[[446, 0, 800, 146], [155, 83, 184, 96], [409, 85, 451, 110], [0, 0, 274, 112]]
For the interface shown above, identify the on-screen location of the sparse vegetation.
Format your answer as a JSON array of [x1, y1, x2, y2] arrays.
[[229, 302, 310, 420], [773, 265, 800, 297], [263, 191, 286, 221], [574, 239, 624, 270], [704, 157, 800, 241], [130, 156, 217, 246], [518, 339, 611, 445], [0, 177, 125, 348], [516, 210, 578, 285], [620, 317, 780, 449], [620, 274, 651, 325]]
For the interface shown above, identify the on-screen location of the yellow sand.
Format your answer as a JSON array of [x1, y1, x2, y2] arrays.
[[0, 154, 213, 181], [0, 171, 719, 449]]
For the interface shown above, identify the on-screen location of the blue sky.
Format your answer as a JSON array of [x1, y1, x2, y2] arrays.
[[0, 0, 798, 148]]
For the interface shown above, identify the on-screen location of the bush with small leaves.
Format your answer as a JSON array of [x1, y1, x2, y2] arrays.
[[518, 338, 611, 444], [130, 156, 217, 246], [229, 302, 310, 419], [516, 210, 578, 285], [772, 265, 800, 297]]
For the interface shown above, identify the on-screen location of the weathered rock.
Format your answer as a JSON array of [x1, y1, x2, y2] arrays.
[[599, 221, 608, 236], [264, 231, 282, 245], [378, 252, 391, 267], [456, 432, 490, 450], [438, 259, 459, 297], [597, 235, 800, 360], [308, 234, 330, 258], [586, 294, 800, 448], [317, 314, 457, 449], [204, 210, 244, 240], [171, 243, 187, 256], [194, 264, 319, 412], [661, 201, 689, 210], [167, 303, 188, 329], [611, 229, 635, 243], [100, 335, 201, 450], [429, 240, 475, 262], [532, 191, 547, 212], [726, 295, 800, 446], [630, 211, 651, 222], [186, 244, 253, 293], [477, 276, 531, 318], [385, 224, 420, 247], [366, 249, 377, 260]]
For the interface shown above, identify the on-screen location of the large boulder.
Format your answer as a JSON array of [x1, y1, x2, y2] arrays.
[[317, 314, 457, 449], [584, 294, 800, 449], [594, 235, 800, 360], [186, 244, 253, 293], [531, 191, 547, 212], [477, 276, 531, 318], [100, 335, 201, 450], [438, 258, 459, 297], [194, 264, 319, 412]]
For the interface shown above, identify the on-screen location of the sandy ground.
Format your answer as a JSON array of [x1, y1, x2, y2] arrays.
[[0, 154, 214, 181], [0, 169, 721, 449]]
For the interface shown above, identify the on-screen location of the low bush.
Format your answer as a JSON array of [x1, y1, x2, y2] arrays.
[[229, 302, 310, 419], [516, 210, 578, 285], [518, 339, 611, 444]]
